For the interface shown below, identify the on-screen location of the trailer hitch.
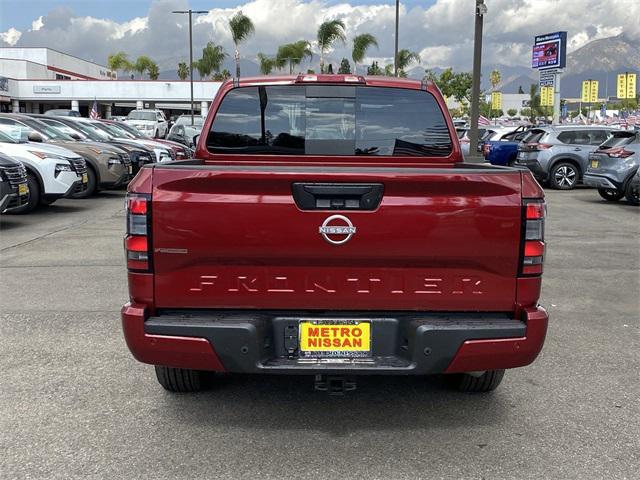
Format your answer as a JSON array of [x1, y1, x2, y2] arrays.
[[313, 374, 357, 395]]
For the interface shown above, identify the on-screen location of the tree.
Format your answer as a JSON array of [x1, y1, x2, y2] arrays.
[[148, 62, 160, 80], [133, 55, 153, 79], [338, 58, 351, 74], [107, 52, 132, 76], [192, 60, 207, 80], [384, 64, 394, 76], [395, 49, 420, 76], [228, 11, 255, 78], [425, 68, 473, 104], [213, 69, 232, 81], [529, 83, 544, 121], [507, 108, 518, 117], [351, 33, 378, 74], [277, 40, 312, 74], [367, 61, 382, 76], [177, 62, 189, 80], [520, 107, 532, 118], [489, 69, 501, 91], [257, 53, 274, 75], [317, 19, 346, 74], [199, 42, 227, 79]]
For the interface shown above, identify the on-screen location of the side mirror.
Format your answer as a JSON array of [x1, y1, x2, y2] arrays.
[[192, 134, 200, 147], [28, 131, 44, 142]]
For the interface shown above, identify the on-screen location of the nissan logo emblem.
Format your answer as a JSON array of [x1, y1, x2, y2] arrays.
[[319, 215, 356, 245]]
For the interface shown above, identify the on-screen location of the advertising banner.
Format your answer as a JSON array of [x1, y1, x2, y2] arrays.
[[532, 32, 567, 70]]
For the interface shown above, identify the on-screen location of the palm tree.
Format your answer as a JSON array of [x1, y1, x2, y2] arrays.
[[490, 69, 501, 91], [133, 55, 153, 79], [192, 60, 207, 80], [395, 49, 420, 76], [228, 11, 255, 78], [106, 52, 132, 77], [317, 19, 346, 73], [257, 53, 274, 75], [200, 42, 227, 79], [277, 40, 313, 74], [351, 33, 378, 74], [148, 62, 160, 80], [177, 62, 189, 80]]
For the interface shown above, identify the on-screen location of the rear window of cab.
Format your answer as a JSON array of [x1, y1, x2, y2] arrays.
[[206, 85, 453, 157]]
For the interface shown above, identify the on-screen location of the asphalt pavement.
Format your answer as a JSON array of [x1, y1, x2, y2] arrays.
[[1, 188, 638, 479]]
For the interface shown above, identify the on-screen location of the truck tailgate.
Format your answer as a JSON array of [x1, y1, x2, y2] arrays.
[[151, 165, 523, 311]]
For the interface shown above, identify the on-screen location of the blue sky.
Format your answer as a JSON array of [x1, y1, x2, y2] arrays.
[[0, 0, 435, 31]]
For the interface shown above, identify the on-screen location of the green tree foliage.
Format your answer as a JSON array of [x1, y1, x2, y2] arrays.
[[198, 42, 227, 79], [489, 69, 501, 91], [228, 11, 255, 78], [338, 58, 351, 74], [507, 108, 518, 117], [147, 62, 160, 80], [424, 68, 473, 104], [133, 55, 154, 79], [395, 49, 420, 76], [177, 62, 189, 80], [367, 61, 383, 75], [351, 33, 378, 74], [317, 19, 346, 73], [257, 53, 275, 75], [107, 52, 133, 75], [277, 40, 312, 74]]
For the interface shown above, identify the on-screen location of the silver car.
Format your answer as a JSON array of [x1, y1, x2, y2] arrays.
[[515, 126, 618, 189], [583, 131, 639, 204]]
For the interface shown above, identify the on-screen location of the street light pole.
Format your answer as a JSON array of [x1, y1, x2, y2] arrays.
[[468, 0, 486, 163], [394, 0, 399, 77], [172, 9, 208, 126]]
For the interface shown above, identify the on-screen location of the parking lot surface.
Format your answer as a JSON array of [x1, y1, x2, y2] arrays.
[[1, 188, 638, 479]]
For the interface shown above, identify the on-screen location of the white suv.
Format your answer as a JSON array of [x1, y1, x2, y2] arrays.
[[124, 110, 169, 138], [0, 129, 87, 212]]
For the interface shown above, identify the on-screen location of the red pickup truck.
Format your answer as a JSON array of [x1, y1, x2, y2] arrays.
[[121, 75, 548, 395]]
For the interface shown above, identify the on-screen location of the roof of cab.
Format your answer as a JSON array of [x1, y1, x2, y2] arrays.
[[230, 74, 433, 91]]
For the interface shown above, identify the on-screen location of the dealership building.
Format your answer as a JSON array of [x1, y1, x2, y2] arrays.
[[0, 47, 221, 117]]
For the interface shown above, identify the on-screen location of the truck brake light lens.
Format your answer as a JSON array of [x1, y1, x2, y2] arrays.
[[521, 199, 546, 276], [125, 193, 151, 272], [605, 147, 633, 158]]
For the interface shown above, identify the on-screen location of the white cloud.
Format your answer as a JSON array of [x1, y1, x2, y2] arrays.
[[31, 16, 44, 32], [0, 27, 22, 46], [4, 0, 640, 73]]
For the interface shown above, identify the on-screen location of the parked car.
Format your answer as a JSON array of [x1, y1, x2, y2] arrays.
[[0, 152, 29, 213], [122, 74, 549, 395], [100, 120, 191, 162], [124, 109, 169, 139], [0, 129, 87, 212], [583, 131, 639, 205], [33, 115, 155, 175], [166, 115, 204, 148], [515, 126, 617, 189], [482, 127, 533, 166], [627, 168, 640, 205], [0, 113, 132, 197], [44, 109, 82, 118]]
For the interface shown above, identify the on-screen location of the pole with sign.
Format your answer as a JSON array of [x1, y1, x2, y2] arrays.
[[531, 31, 567, 124], [491, 91, 502, 124], [617, 72, 637, 115], [581, 80, 599, 122]]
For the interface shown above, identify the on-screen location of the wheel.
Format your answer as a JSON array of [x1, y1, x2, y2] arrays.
[[625, 179, 640, 206], [550, 162, 579, 190], [597, 188, 624, 202], [447, 369, 505, 392], [154, 366, 209, 392], [9, 172, 39, 214], [71, 166, 97, 198]]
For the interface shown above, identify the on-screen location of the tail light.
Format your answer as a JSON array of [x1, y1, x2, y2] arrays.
[[604, 147, 633, 158], [125, 193, 152, 272], [520, 199, 546, 276], [526, 143, 552, 151]]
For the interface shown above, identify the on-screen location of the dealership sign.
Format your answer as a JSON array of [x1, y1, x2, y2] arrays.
[[33, 85, 61, 94], [532, 32, 567, 70]]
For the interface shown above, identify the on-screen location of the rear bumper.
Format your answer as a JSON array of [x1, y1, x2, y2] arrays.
[[516, 160, 547, 182], [121, 305, 548, 375], [583, 173, 619, 190]]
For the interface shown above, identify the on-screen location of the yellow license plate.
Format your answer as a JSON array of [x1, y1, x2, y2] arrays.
[[299, 321, 371, 357], [82, 173, 88, 183], [591, 160, 598, 169], [18, 183, 28, 195]]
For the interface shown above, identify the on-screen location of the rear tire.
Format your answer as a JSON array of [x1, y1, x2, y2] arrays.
[[9, 173, 39, 214], [597, 188, 624, 202], [625, 179, 640, 206], [154, 366, 209, 392], [447, 369, 505, 392], [550, 162, 578, 190]]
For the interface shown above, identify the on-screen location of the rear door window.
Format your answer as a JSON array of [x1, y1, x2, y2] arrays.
[[599, 132, 638, 149], [207, 85, 453, 157]]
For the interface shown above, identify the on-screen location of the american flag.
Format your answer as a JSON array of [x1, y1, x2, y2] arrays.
[[90, 99, 99, 119], [628, 114, 638, 125], [478, 115, 491, 126]]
